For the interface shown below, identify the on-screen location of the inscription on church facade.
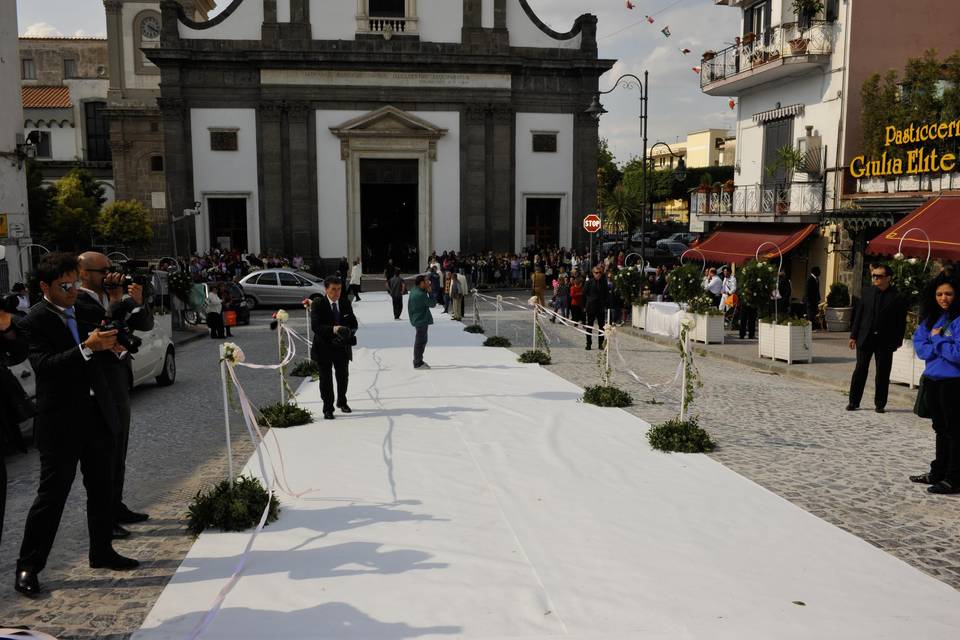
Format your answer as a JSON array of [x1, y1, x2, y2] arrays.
[[260, 69, 513, 90]]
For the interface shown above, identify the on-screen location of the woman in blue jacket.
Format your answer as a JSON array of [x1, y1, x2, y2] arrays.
[[911, 273, 960, 494]]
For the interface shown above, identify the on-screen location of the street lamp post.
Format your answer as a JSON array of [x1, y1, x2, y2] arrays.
[[586, 72, 648, 261]]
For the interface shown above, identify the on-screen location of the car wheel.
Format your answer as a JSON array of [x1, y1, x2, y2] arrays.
[[156, 347, 176, 386], [245, 295, 258, 309], [184, 310, 199, 325]]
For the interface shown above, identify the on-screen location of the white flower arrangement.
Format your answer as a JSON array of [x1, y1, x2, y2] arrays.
[[528, 296, 539, 306], [274, 309, 290, 323], [894, 252, 905, 260], [302, 298, 313, 309], [221, 343, 246, 365], [680, 317, 697, 330]]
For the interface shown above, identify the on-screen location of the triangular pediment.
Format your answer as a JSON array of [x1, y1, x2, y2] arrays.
[[330, 106, 448, 139]]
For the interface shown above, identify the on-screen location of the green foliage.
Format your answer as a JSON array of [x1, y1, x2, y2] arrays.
[[826, 282, 851, 307], [602, 184, 642, 234], [47, 173, 100, 251], [765, 145, 804, 182], [463, 324, 485, 334], [96, 199, 153, 250], [738, 259, 778, 316], [791, 0, 824, 18], [889, 254, 933, 312], [187, 475, 280, 536], [647, 417, 715, 453], [483, 336, 512, 347], [597, 138, 623, 206], [290, 360, 320, 378], [258, 402, 314, 428], [612, 267, 645, 305], [582, 384, 633, 407], [666, 263, 704, 305], [26, 160, 51, 240], [518, 350, 551, 365], [621, 161, 733, 208], [688, 293, 723, 315]]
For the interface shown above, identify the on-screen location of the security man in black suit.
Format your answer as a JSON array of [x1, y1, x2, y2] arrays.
[[847, 263, 909, 413], [583, 264, 610, 350], [1, 301, 29, 549], [310, 276, 358, 420], [15, 253, 139, 598], [78, 251, 154, 536]]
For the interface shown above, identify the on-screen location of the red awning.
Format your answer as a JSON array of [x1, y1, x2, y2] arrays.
[[689, 223, 819, 265], [867, 196, 960, 261]]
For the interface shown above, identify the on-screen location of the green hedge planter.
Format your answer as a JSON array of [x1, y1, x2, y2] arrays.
[[290, 360, 320, 378], [258, 403, 314, 428], [647, 417, 716, 453], [464, 324, 485, 334], [187, 475, 280, 536], [483, 336, 512, 347], [518, 350, 551, 365], [582, 385, 633, 407]]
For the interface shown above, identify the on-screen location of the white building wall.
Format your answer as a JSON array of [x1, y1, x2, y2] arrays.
[[122, 3, 161, 91], [482, 0, 495, 29], [418, 0, 463, 44], [69, 79, 110, 160], [514, 113, 574, 250], [189, 108, 261, 253], [1, 1, 30, 286], [412, 111, 460, 253], [277, 0, 291, 23], [507, 0, 581, 50], [309, 0, 355, 40], [180, 0, 263, 40]]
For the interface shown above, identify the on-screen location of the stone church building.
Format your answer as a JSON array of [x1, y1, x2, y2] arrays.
[[147, 0, 612, 272]]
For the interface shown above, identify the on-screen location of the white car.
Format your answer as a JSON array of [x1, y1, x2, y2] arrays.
[[239, 269, 326, 307], [9, 312, 176, 402]]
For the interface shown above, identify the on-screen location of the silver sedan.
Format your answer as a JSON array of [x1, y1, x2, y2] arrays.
[[238, 269, 326, 308]]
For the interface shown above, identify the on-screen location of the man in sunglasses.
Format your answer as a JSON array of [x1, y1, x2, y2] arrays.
[[583, 265, 610, 351], [14, 253, 138, 597], [847, 263, 908, 413]]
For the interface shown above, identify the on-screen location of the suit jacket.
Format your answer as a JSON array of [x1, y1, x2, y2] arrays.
[[583, 276, 609, 312], [804, 274, 821, 307], [19, 301, 121, 444], [850, 285, 908, 351], [310, 296, 358, 361]]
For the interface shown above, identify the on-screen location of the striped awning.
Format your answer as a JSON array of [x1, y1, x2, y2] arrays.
[[752, 103, 804, 124]]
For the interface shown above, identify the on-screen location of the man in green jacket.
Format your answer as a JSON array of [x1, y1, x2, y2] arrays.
[[408, 274, 436, 369]]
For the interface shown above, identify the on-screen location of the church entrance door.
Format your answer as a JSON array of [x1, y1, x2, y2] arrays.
[[208, 198, 248, 252], [525, 197, 561, 249], [359, 158, 419, 273]]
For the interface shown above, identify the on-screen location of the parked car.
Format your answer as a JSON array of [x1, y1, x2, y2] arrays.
[[658, 232, 699, 246], [239, 269, 326, 308], [656, 241, 689, 257]]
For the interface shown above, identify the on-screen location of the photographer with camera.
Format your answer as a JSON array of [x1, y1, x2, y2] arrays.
[[310, 276, 358, 420], [1, 299, 28, 549], [77, 251, 154, 537]]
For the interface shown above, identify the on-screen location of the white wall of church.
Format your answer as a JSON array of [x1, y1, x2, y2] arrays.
[[180, 0, 263, 40], [507, 0, 581, 49], [514, 113, 574, 249], [482, 0, 495, 29], [122, 3, 161, 91], [412, 110, 460, 254], [277, 0, 291, 23], [190, 108, 261, 253], [418, 0, 463, 44], [309, 0, 356, 40]]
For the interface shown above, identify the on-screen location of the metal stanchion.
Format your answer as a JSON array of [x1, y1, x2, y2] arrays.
[[219, 345, 234, 486]]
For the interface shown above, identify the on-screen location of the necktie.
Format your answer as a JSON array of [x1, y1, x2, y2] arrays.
[[332, 302, 340, 324], [64, 307, 81, 345]]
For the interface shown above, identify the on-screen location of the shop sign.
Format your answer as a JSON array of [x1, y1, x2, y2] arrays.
[[849, 119, 960, 178]]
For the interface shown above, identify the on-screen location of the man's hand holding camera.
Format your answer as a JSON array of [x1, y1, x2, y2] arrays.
[[83, 328, 119, 352], [103, 273, 144, 305]]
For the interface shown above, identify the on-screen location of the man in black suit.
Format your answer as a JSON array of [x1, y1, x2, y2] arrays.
[[78, 251, 154, 535], [583, 264, 609, 351], [15, 253, 139, 597], [1, 303, 29, 549], [805, 266, 822, 326], [310, 276, 358, 420], [847, 263, 908, 413]]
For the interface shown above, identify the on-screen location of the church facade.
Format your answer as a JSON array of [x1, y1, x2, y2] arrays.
[[151, 0, 613, 272]]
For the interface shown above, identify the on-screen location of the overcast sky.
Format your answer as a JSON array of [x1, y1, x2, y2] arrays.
[[15, 0, 740, 163]]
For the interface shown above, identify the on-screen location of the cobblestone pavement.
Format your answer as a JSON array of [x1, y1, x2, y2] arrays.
[[1, 311, 301, 638], [471, 294, 960, 591]]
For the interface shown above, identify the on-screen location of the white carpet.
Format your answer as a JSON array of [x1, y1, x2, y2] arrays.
[[134, 292, 960, 640]]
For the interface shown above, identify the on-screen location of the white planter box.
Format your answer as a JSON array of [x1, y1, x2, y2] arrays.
[[632, 304, 647, 330], [890, 338, 925, 389], [758, 322, 813, 364], [685, 312, 725, 344]]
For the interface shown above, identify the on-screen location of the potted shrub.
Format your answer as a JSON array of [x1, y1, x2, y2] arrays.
[[722, 179, 735, 194], [758, 317, 814, 364], [824, 282, 852, 331], [792, 0, 824, 29], [697, 172, 713, 193], [685, 293, 726, 344], [702, 50, 717, 61], [789, 37, 809, 55], [742, 32, 756, 46]]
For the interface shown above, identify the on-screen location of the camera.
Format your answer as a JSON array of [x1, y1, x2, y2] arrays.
[[104, 260, 155, 299], [100, 318, 143, 355], [332, 325, 356, 346]]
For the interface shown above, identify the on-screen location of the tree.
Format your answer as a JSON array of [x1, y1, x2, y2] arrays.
[[96, 200, 154, 251], [602, 184, 642, 236], [26, 159, 51, 241], [597, 138, 623, 208], [46, 174, 100, 251]]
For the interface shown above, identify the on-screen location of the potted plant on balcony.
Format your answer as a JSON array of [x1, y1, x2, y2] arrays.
[[702, 50, 717, 61], [792, 0, 824, 30], [824, 282, 852, 331], [697, 172, 713, 193], [789, 36, 810, 55], [765, 145, 805, 213], [742, 32, 756, 46], [722, 179, 735, 194]]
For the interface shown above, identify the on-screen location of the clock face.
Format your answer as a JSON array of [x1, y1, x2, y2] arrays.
[[141, 15, 160, 40]]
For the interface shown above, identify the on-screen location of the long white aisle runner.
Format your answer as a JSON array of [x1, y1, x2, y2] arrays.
[[135, 293, 960, 640]]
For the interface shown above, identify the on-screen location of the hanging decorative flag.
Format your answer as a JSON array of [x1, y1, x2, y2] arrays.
[[661, 26, 671, 37], [626, 0, 635, 9], [645, 15, 655, 24], [729, 99, 736, 110], [679, 47, 691, 55], [692, 67, 701, 74]]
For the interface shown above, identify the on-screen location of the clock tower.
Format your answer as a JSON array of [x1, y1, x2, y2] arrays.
[[102, 0, 215, 255]]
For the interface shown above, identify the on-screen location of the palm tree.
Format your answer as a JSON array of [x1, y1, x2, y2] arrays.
[[602, 184, 643, 245]]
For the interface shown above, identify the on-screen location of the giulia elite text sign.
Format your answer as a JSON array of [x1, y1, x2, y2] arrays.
[[850, 120, 960, 178]]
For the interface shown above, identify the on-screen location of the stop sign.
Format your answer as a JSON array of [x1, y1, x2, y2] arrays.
[[583, 214, 602, 234]]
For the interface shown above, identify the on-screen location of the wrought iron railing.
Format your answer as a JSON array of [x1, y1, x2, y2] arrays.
[[690, 181, 825, 218], [700, 21, 834, 88]]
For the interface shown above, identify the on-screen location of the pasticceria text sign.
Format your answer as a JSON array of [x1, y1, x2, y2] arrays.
[[849, 120, 960, 178]]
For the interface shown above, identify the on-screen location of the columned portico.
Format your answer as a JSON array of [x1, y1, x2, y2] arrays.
[[330, 107, 447, 272]]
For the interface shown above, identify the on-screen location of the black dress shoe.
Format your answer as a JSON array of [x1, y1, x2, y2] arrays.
[[323, 410, 335, 420], [89, 552, 140, 570], [337, 403, 352, 414], [909, 473, 941, 485], [927, 480, 960, 495], [112, 525, 131, 539], [845, 404, 859, 411], [14, 569, 41, 596], [875, 407, 886, 413], [117, 507, 150, 524]]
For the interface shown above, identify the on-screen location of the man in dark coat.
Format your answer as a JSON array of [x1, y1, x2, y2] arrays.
[[805, 266, 822, 326], [311, 276, 359, 420], [1, 304, 29, 549], [583, 264, 610, 350], [15, 253, 139, 597], [847, 263, 908, 412]]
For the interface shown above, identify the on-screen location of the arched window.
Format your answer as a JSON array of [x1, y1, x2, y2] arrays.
[[133, 10, 161, 75]]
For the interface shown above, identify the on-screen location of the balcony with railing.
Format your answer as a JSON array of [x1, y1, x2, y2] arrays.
[[690, 181, 825, 223], [700, 21, 834, 96]]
